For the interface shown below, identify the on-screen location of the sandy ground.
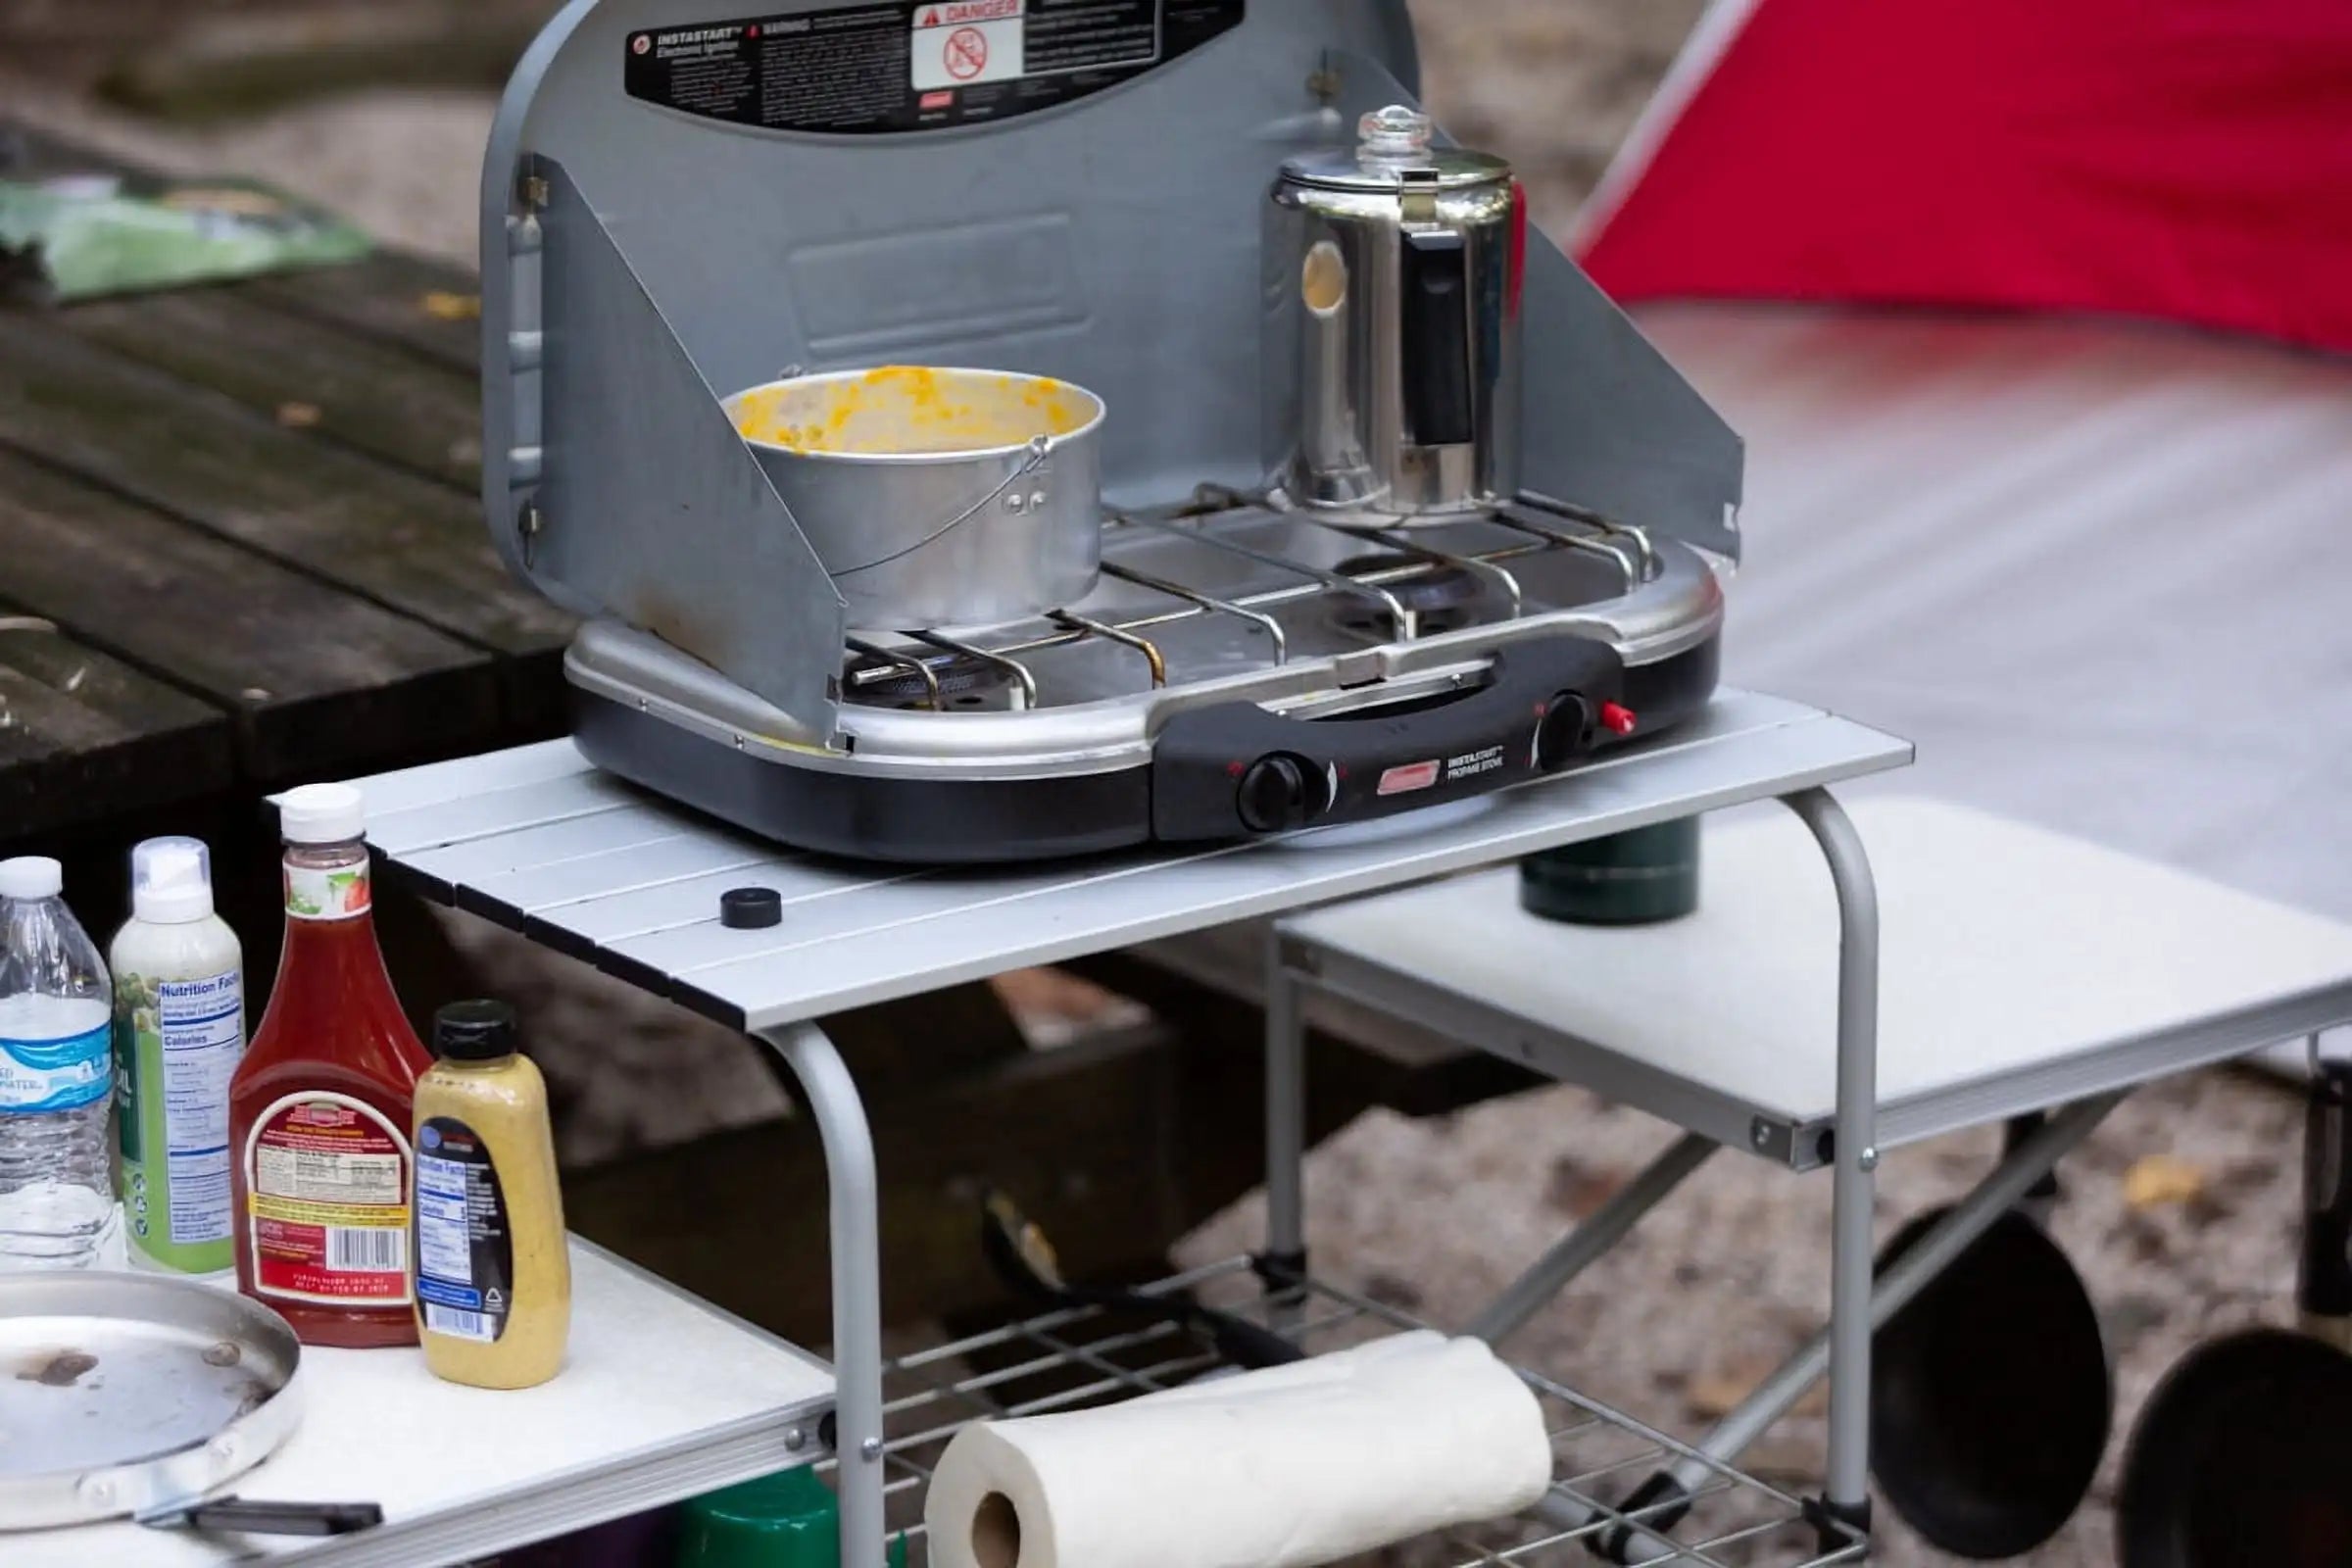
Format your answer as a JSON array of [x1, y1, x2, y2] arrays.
[[3, 6, 2325, 1563]]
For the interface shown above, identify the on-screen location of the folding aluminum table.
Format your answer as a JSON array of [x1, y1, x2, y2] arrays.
[[1271, 794, 2352, 1557], [345, 690, 1910, 1567]]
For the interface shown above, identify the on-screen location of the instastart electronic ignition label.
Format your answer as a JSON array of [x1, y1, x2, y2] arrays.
[[1374, 745, 1510, 798], [624, 0, 1244, 134]]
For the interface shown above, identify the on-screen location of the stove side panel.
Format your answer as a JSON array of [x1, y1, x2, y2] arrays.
[[482, 0, 1426, 524]]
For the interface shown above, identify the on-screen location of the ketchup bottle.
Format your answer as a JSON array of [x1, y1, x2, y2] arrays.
[[231, 784, 433, 1347]]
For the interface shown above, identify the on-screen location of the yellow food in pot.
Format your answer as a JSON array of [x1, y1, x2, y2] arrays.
[[732, 366, 1094, 455]]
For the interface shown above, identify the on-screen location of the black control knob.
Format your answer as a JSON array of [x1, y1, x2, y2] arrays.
[[1236, 754, 1316, 833], [1533, 693, 1592, 772]]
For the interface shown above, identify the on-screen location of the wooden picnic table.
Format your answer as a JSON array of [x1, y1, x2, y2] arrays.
[[0, 122, 568, 865]]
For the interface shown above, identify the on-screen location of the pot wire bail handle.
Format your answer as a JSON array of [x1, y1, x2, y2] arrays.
[[831, 435, 1056, 578]]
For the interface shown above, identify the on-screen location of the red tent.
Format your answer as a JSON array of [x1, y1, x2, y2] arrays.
[[1575, 0, 2352, 355]]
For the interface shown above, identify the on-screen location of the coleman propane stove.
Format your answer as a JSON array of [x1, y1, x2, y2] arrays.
[[569, 489, 1722, 858], [480, 0, 1743, 863]]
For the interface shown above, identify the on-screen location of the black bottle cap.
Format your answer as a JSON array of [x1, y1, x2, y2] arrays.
[[434, 999, 519, 1061], [721, 886, 783, 929]]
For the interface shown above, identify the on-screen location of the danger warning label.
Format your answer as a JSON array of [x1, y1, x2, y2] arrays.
[[624, 0, 1243, 135], [913, 4, 1018, 91], [915, 0, 1021, 21]]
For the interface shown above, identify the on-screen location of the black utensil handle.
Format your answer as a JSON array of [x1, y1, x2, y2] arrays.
[[977, 1190, 1302, 1370], [1152, 636, 1627, 842], [1196, 1307, 1307, 1370], [172, 1498, 384, 1536], [1400, 228, 1475, 447], [2300, 1058, 2352, 1320]]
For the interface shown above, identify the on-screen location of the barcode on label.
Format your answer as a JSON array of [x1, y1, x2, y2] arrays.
[[425, 1303, 494, 1343], [325, 1226, 407, 1273]]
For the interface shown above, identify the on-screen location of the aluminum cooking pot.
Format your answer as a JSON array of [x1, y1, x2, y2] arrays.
[[727, 366, 1105, 631]]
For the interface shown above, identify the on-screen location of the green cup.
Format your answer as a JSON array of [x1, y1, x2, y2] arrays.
[[1519, 816, 1702, 925], [675, 1468, 907, 1568]]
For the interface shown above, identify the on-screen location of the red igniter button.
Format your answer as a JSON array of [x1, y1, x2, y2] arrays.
[[1598, 702, 1639, 737]]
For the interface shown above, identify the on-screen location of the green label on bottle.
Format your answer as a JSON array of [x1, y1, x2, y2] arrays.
[[116, 967, 243, 1273]]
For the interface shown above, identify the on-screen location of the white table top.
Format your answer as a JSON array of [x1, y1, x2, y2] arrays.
[[12, 1242, 832, 1568], [1639, 303, 2352, 1077], [1285, 796, 2352, 1158]]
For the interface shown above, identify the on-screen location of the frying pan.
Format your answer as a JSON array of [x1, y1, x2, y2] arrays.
[[979, 1189, 1304, 1371], [0, 1270, 378, 1536], [1870, 1116, 2111, 1559], [2116, 1056, 2352, 1568]]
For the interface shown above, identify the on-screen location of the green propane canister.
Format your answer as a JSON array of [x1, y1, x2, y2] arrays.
[[1519, 816, 1701, 925], [676, 1468, 907, 1568]]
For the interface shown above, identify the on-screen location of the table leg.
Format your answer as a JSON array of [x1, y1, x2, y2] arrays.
[[1783, 786, 1878, 1541], [1591, 1092, 2126, 1564], [756, 1021, 885, 1568], [1469, 1131, 1716, 1346], [1265, 930, 1307, 1273]]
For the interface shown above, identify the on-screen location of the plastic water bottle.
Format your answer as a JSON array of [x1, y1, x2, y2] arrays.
[[0, 857, 119, 1268]]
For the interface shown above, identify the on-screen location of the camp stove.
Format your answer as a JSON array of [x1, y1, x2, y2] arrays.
[[480, 0, 1744, 862]]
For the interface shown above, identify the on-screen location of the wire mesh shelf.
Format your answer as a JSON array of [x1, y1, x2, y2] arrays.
[[821, 1256, 1867, 1568]]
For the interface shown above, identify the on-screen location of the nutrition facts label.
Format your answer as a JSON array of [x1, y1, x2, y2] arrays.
[[156, 972, 241, 1246], [414, 1116, 515, 1346], [625, 0, 1244, 135]]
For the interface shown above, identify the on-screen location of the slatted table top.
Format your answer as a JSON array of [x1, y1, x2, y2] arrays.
[[0, 122, 571, 848], [345, 690, 1912, 1032]]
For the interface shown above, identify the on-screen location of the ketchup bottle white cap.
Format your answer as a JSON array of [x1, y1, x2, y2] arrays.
[[277, 783, 368, 845]]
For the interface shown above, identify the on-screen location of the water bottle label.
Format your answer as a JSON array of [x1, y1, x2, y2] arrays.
[[0, 1022, 112, 1112]]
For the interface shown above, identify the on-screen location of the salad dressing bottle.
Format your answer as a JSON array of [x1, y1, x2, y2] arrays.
[[112, 837, 244, 1274]]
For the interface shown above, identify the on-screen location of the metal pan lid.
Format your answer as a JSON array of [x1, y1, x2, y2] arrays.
[[0, 1271, 304, 1531]]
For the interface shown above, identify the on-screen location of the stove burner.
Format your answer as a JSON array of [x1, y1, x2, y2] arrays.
[[847, 649, 1012, 710], [1329, 555, 1487, 639]]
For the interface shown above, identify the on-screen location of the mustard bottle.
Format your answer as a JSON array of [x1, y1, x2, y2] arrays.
[[412, 1000, 570, 1389]]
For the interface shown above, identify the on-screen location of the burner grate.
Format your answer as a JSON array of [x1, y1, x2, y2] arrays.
[[841, 492, 1656, 712]]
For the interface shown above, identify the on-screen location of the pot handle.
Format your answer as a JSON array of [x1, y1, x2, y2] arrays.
[[1401, 229, 1475, 448], [138, 1496, 384, 1536], [1150, 634, 1627, 842], [831, 435, 1056, 579]]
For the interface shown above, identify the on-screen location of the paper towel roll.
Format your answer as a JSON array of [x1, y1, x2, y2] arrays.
[[924, 1333, 1552, 1568]]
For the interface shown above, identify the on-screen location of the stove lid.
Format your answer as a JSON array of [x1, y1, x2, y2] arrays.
[[478, 0, 1742, 737]]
